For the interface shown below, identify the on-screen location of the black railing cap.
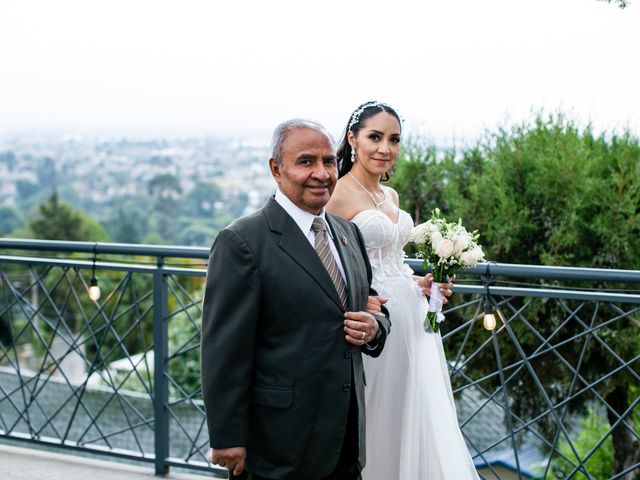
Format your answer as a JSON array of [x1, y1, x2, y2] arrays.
[[0, 238, 209, 259]]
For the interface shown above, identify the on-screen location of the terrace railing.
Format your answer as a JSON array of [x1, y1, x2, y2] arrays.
[[0, 238, 639, 479]]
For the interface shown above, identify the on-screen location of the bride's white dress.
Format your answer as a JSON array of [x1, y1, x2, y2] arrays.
[[352, 209, 479, 480]]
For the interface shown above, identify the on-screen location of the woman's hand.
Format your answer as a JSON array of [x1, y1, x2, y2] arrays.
[[366, 295, 388, 315], [415, 274, 455, 304]]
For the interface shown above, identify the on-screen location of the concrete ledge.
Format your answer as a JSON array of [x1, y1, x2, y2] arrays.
[[0, 443, 210, 480]]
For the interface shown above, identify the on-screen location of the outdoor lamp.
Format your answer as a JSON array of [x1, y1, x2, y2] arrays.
[[89, 276, 101, 301], [482, 270, 497, 331], [483, 308, 497, 331], [483, 294, 497, 331], [88, 243, 101, 301]]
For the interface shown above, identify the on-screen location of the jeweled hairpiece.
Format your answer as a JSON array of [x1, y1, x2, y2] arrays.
[[347, 101, 402, 131]]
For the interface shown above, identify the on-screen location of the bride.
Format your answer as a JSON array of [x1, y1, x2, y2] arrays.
[[326, 101, 479, 479]]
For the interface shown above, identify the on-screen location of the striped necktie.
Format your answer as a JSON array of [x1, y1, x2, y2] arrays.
[[311, 217, 348, 309]]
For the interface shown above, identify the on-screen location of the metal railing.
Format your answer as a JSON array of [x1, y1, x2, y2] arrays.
[[1, 238, 639, 479]]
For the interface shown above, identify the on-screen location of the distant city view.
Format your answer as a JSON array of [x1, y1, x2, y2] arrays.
[[0, 133, 275, 246]]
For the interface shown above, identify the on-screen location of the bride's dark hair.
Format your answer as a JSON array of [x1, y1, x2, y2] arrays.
[[336, 101, 402, 180]]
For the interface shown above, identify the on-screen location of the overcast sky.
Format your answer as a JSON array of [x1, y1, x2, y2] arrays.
[[1, 0, 638, 143]]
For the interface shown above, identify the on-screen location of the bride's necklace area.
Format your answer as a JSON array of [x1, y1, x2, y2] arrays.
[[349, 172, 386, 209]]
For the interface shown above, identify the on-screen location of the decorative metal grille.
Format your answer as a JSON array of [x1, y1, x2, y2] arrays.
[[1, 239, 638, 479]]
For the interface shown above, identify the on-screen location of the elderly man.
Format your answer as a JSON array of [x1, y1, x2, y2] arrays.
[[201, 119, 390, 480]]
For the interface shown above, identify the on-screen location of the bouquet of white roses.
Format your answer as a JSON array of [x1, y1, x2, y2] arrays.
[[409, 208, 485, 333]]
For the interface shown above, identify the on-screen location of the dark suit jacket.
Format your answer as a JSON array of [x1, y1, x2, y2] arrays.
[[201, 197, 390, 479]]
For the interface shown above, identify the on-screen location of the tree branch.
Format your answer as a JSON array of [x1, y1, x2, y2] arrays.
[[600, 0, 629, 8]]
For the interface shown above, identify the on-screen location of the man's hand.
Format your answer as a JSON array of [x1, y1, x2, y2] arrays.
[[344, 311, 379, 345], [211, 447, 246, 477], [366, 295, 388, 315]]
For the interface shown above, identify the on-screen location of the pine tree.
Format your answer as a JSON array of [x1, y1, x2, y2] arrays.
[[28, 191, 110, 241]]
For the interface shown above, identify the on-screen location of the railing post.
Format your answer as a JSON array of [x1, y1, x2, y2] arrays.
[[153, 257, 169, 475]]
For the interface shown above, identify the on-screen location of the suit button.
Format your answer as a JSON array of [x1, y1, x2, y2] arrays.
[[344, 350, 352, 359], [343, 383, 351, 392]]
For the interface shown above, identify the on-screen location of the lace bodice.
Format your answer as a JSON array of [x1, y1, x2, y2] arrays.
[[351, 208, 415, 280]]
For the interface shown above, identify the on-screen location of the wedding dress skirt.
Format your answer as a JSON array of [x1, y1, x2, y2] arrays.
[[352, 209, 479, 480]]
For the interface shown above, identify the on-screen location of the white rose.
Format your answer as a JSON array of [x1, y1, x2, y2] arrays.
[[430, 230, 443, 245], [453, 233, 470, 254], [410, 223, 430, 244], [427, 221, 440, 234], [461, 245, 485, 266], [448, 232, 460, 251], [472, 245, 486, 263], [434, 238, 454, 259], [460, 249, 476, 266]]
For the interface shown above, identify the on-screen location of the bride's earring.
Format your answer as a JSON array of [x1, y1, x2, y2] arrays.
[[351, 148, 356, 163]]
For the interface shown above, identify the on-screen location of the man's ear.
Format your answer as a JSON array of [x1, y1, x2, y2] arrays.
[[269, 158, 280, 181]]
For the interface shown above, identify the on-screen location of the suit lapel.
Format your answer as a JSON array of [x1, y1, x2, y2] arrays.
[[264, 199, 344, 310]]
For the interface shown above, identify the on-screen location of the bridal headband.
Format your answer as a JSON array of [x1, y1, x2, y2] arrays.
[[348, 101, 403, 131]]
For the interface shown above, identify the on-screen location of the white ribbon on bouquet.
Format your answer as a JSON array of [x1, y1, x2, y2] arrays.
[[428, 282, 446, 324]]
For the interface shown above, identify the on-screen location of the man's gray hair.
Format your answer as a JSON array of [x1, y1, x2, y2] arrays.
[[270, 119, 334, 165]]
